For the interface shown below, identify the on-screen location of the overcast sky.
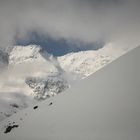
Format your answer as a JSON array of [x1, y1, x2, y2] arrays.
[[0, 0, 140, 50]]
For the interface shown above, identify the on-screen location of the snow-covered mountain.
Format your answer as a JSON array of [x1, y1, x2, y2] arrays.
[[8, 45, 69, 98], [58, 43, 123, 78], [0, 46, 139, 140], [0, 44, 124, 121]]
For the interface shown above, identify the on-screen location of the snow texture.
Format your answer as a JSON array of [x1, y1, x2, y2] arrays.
[[0, 43, 124, 121], [0, 46, 139, 140]]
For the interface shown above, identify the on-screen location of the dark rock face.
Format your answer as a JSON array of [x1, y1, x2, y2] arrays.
[[10, 103, 19, 108], [4, 125, 19, 133], [48, 102, 53, 106], [33, 106, 38, 109]]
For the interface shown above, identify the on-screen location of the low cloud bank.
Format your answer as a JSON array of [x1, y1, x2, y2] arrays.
[[0, 0, 140, 51]]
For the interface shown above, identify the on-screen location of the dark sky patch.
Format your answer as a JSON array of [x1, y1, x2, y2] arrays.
[[15, 31, 104, 56], [0, 0, 140, 50]]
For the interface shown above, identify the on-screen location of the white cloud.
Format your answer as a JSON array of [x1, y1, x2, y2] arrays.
[[0, 0, 140, 50]]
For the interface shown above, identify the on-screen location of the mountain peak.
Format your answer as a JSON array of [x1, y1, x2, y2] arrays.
[[9, 45, 49, 65]]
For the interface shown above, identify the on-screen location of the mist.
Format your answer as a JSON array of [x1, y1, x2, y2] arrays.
[[0, 0, 140, 51]]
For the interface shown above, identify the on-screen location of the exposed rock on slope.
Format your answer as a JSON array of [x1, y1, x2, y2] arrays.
[[0, 50, 9, 70], [25, 75, 69, 100]]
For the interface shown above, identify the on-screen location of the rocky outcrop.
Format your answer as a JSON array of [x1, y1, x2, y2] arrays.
[[25, 75, 69, 100]]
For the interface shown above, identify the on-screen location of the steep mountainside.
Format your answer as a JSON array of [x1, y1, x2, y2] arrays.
[[0, 44, 124, 121], [0, 50, 9, 70], [0, 45, 69, 121], [0, 46, 139, 140], [58, 43, 124, 78]]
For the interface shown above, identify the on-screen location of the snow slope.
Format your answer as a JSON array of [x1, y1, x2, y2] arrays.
[[0, 45, 69, 121], [0, 46, 139, 140], [58, 43, 124, 78], [0, 43, 124, 121]]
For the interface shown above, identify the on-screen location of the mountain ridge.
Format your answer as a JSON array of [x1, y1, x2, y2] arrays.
[[0, 45, 139, 140], [0, 44, 124, 121]]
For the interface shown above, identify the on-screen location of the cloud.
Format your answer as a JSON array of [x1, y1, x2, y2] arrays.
[[0, 0, 140, 50]]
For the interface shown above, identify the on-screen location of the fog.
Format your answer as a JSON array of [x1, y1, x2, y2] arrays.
[[0, 0, 140, 51]]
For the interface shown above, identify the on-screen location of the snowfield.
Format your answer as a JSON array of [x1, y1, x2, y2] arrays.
[[0, 43, 124, 121], [0, 46, 139, 140]]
